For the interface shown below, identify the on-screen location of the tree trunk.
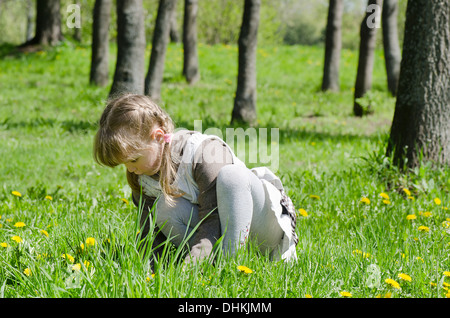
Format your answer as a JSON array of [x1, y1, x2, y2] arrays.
[[322, 0, 344, 92], [353, 0, 381, 117], [26, 0, 34, 42], [382, 0, 401, 96], [145, 0, 178, 101], [90, 0, 112, 87], [23, 0, 62, 46], [386, 0, 450, 168], [231, 0, 260, 126], [183, 0, 200, 84], [109, 0, 146, 97], [170, 4, 180, 43]]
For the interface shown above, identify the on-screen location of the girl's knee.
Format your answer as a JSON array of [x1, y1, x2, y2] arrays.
[[217, 164, 250, 190]]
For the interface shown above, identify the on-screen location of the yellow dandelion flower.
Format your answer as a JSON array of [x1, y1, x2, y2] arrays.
[[407, 196, 415, 200], [443, 271, 450, 277], [383, 200, 391, 205], [418, 226, 430, 232], [86, 237, 96, 247], [45, 195, 53, 201], [406, 214, 417, 220], [80, 243, 85, 251], [385, 278, 401, 289], [416, 256, 424, 263], [61, 253, 75, 263], [72, 263, 81, 271], [11, 191, 22, 197], [1, 242, 8, 248], [237, 265, 253, 274], [298, 208, 308, 217], [11, 235, 22, 243], [83, 260, 91, 269], [340, 291, 352, 297], [423, 211, 432, 218], [23, 268, 31, 277], [40, 229, 49, 237], [434, 198, 441, 205], [402, 188, 411, 196], [398, 273, 412, 282], [360, 197, 370, 205], [121, 198, 129, 205], [305, 294, 312, 298], [379, 192, 389, 200], [14, 222, 26, 228], [146, 273, 156, 282]]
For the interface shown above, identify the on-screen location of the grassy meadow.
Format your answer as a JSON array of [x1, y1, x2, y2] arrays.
[[0, 40, 449, 299]]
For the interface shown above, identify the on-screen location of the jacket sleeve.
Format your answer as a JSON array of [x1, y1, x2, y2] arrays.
[[186, 138, 234, 263]]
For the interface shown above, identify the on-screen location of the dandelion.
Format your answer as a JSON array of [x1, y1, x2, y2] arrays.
[[298, 208, 308, 217], [416, 256, 424, 263], [383, 200, 391, 205], [305, 294, 312, 298], [309, 195, 320, 200], [398, 273, 412, 282], [406, 214, 417, 220], [443, 271, 450, 277], [45, 195, 52, 201], [61, 253, 75, 263], [11, 235, 22, 243], [72, 263, 81, 271], [146, 273, 156, 282], [23, 268, 31, 277], [1, 242, 8, 248], [14, 222, 26, 228], [121, 198, 129, 205], [340, 291, 352, 297], [423, 212, 432, 218], [85, 237, 96, 247], [434, 198, 441, 205], [11, 191, 22, 197], [418, 226, 430, 232], [360, 197, 370, 205], [385, 278, 401, 289], [379, 192, 389, 200], [402, 188, 411, 196], [237, 265, 253, 274], [40, 229, 49, 237]]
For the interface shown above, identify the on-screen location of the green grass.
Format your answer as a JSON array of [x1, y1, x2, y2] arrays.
[[0, 40, 449, 298]]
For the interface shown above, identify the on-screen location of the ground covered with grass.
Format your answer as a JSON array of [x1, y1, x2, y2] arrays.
[[0, 41, 449, 298]]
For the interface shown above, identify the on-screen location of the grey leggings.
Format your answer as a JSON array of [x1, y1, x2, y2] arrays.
[[155, 164, 284, 256]]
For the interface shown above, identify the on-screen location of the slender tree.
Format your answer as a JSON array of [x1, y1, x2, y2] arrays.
[[353, 0, 382, 116], [170, 3, 180, 43], [322, 0, 344, 92], [21, 0, 62, 47], [231, 0, 261, 126], [109, 0, 146, 97], [382, 0, 401, 96], [183, 0, 200, 84], [145, 0, 178, 101], [90, 0, 112, 87], [387, 0, 450, 168]]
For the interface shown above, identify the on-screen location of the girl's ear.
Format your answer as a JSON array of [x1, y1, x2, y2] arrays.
[[151, 128, 165, 143]]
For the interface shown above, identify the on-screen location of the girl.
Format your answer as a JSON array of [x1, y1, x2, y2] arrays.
[[94, 94, 298, 266]]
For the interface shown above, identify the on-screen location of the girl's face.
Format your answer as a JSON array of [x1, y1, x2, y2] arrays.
[[124, 128, 166, 176]]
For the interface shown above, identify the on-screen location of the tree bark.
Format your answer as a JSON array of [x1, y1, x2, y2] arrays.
[[382, 0, 401, 96], [109, 0, 146, 97], [231, 0, 260, 126], [387, 0, 450, 168], [90, 0, 112, 87], [22, 0, 62, 46], [183, 0, 200, 84], [353, 0, 382, 117], [145, 0, 178, 101], [170, 4, 180, 43], [322, 0, 344, 92]]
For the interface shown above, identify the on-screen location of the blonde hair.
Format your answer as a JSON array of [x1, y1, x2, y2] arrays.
[[93, 93, 181, 204]]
